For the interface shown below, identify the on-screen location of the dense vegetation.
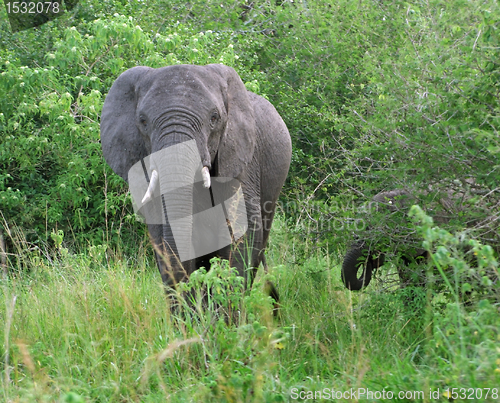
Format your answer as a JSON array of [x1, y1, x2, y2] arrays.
[[1, 0, 499, 401]]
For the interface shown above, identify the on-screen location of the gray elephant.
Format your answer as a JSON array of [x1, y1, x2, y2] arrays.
[[100, 64, 292, 302], [341, 188, 469, 291]]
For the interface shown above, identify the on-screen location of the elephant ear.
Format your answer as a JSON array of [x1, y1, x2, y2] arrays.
[[206, 64, 256, 179], [100, 66, 153, 182]]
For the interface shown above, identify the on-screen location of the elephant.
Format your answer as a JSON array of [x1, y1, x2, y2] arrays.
[[100, 64, 292, 304], [341, 188, 473, 291]]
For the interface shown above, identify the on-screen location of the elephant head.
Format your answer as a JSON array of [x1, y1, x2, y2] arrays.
[[100, 64, 260, 286]]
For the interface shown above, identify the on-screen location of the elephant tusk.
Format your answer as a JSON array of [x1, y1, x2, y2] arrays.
[[141, 169, 158, 204], [202, 166, 211, 188]]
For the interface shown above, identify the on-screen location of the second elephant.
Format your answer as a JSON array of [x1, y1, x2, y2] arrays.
[[341, 188, 471, 291]]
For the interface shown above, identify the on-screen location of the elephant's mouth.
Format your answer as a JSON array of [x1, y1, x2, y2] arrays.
[[141, 166, 211, 204], [141, 165, 210, 204]]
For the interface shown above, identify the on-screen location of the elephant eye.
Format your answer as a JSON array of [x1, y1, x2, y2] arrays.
[[139, 115, 147, 127], [210, 112, 219, 125]]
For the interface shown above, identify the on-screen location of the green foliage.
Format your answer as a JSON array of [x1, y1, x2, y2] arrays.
[[2, 1, 500, 398], [0, 14, 244, 254], [181, 257, 246, 317], [0, 242, 286, 401], [4, 0, 497, 260], [1, 218, 500, 401], [410, 205, 499, 303], [164, 258, 285, 402], [227, 0, 500, 255]]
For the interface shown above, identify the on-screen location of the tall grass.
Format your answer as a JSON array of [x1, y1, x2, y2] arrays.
[[1, 216, 499, 402]]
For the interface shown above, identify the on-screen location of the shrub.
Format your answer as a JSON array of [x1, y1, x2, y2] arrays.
[[0, 14, 249, 259]]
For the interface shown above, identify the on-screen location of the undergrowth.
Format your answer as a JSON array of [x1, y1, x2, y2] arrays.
[[1, 215, 500, 402]]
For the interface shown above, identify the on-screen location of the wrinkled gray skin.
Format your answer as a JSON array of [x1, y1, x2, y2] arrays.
[[100, 64, 291, 298]]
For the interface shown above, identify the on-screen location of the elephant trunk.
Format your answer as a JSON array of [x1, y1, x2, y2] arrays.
[[341, 241, 374, 291], [150, 134, 204, 284]]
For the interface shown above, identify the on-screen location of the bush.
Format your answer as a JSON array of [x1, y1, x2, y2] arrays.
[[410, 205, 499, 303], [0, 14, 252, 258], [235, 0, 500, 254]]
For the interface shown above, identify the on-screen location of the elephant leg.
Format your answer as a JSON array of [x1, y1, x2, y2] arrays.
[[260, 199, 277, 270], [147, 224, 191, 288], [212, 174, 280, 307], [228, 220, 261, 287], [147, 223, 171, 285], [147, 223, 185, 312], [229, 226, 279, 315], [259, 198, 281, 309], [217, 176, 264, 287]]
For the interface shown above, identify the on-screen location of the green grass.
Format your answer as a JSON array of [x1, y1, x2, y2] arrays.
[[1, 220, 500, 402]]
